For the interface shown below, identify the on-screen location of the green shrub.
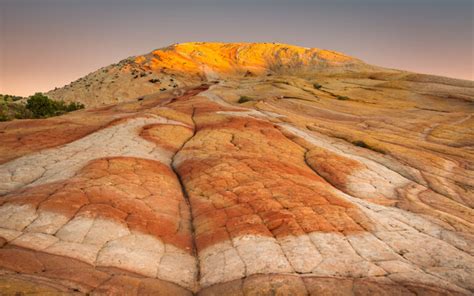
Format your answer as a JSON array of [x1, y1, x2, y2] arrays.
[[0, 113, 9, 121], [0, 104, 10, 121], [352, 140, 385, 154], [352, 140, 370, 149], [66, 101, 85, 112], [13, 104, 33, 119], [0, 101, 32, 121], [238, 96, 252, 104], [25, 93, 84, 119], [313, 83, 322, 89], [26, 93, 59, 118]]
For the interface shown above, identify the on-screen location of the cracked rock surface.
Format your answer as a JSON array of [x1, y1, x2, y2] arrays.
[[1, 42, 473, 295]]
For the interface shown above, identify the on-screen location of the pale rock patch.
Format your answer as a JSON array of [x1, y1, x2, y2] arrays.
[[157, 252, 197, 289], [82, 218, 130, 246], [11, 232, 59, 251], [347, 233, 400, 262], [26, 211, 71, 234], [55, 216, 95, 243], [388, 271, 470, 294], [308, 232, 386, 277], [45, 241, 101, 265], [278, 234, 322, 273], [375, 260, 421, 274], [0, 116, 185, 195], [0, 227, 22, 242], [96, 237, 163, 278], [0, 204, 38, 231], [232, 235, 294, 275], [199, 241, 245, 287]]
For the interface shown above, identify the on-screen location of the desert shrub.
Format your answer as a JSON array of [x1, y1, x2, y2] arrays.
[[244, 71, 254, 77], [13, 104, 33, 119], [352, 140, 370, 149], [1, 94, 24, 103], [149, 79, 160, 83], [26, 93, 58, 118], [352, 140, 385, 154], [313, 83, 322, 89], [336, 95, 349, 101], [25, 93, 84, 119], [0, 104, 9, 121], [0, 100, 32, 121], [66, 101, 85, 112], [238, 96, 252, 104]]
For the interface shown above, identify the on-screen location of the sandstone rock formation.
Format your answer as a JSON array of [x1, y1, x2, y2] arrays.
[[1, 43, 473, 295]]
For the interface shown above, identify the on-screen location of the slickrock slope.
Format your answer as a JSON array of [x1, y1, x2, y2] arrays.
[[1, 43, 474, 295]]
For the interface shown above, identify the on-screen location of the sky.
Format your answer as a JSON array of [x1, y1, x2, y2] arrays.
[[0, 0, 473, 96]]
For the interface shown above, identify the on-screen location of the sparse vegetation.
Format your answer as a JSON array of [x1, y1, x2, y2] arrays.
[[0, 94, 24, 102], [313, 83, 322, 89], [1, 94, 30, 121], [64, 101, 86, 112], [238, 96, 253, 104], [336, 95, 349, 101], [148, 79, 160, 83], [0, 93, 84, 121], [244, 71, 254, 77], [0, 102, 32, 122], [26, 93, 85, 118]]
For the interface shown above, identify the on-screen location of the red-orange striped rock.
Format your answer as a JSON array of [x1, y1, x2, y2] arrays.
[[1, 42, 473, 295]]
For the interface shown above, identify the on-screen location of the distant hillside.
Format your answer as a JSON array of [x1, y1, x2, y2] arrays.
[[46, 42, 384, 107]]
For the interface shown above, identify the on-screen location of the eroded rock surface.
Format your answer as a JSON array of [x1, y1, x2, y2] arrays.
[[1, 43, 473, 295]]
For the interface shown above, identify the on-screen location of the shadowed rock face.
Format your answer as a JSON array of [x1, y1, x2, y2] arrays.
[[1, 43, 473, 295]]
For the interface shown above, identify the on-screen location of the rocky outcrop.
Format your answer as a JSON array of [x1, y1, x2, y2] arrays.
[[46, 42, 382, 107], [1, 43, 473, 295]]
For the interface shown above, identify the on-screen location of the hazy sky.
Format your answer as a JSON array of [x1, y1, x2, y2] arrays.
[[1, 0, 473, 96]]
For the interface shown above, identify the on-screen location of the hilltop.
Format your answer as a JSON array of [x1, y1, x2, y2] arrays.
[[47, 42, 379, 106], [47, 42, 472, 108]]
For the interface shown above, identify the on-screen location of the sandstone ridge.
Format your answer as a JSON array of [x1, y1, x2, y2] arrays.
[[47, 42, 378, 107], [1, 42, 474, 295]]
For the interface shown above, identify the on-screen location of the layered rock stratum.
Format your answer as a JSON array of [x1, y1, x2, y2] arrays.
[[1, 42, 473, 295]]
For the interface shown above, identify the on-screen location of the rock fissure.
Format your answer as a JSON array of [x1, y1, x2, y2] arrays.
[[170, 106, 201, 292]]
